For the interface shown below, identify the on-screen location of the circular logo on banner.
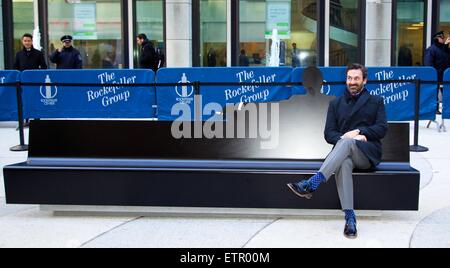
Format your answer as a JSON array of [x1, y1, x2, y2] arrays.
[[39, 85, 58, 99], [321, 80, 331, 95], [175, 75, 194, 98], [175, 73, 194, 105], [39, 75, 58, 105]]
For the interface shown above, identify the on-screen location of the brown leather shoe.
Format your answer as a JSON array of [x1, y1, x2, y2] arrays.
[[286, 182, 313, 199]]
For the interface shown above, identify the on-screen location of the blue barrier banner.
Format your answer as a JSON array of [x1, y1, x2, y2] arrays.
[[292, 67, 437, 121], [367, 67, 437, 121], [444, 69, 450, 119], [156, 67, 292, 120], [21, 69, 155, 118], [0, 71, 20, 121]]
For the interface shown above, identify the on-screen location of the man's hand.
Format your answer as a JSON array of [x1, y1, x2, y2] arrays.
[[353, 135, 367, 142], [57, 48, 62, 53], [342, 129, 360, 139]]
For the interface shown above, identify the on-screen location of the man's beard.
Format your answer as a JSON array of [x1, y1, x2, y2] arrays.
[[347, 83, 364, 95]]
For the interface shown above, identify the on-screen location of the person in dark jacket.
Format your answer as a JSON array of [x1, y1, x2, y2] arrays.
[[291, 43, 301, 67], [239, 49, 250, 66], [424, 31, 450, 114], [136, 33, 158, 72], [398, 44, 413, 66], [49, 35, 83, 69], [14, 33, 47, 125], [14, 33, 47, 71], [425, 31, 450, 81], [287, 63, 388, 239], [207, 48, 217, 67]]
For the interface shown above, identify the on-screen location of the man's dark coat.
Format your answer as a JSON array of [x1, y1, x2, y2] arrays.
[[324, 88, 388, 167]]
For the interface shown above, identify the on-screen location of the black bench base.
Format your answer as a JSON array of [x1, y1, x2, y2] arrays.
[[4, 164, 420, 210], [3, 119, 420, 211]]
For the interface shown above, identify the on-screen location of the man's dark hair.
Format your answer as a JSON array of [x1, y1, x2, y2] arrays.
[[22, 33, 33, 40], [137, 33, 147, 40], [346, 63, 368, 79]]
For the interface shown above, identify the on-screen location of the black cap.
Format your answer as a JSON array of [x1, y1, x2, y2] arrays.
[[433, 31, 445, 38], [60, 35, 73, 42]]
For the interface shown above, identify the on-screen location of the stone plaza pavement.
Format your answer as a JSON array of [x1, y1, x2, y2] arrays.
[[0, 118, 449, 248]]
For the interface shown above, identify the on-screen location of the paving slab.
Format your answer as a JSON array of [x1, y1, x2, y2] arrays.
[[0, 209, 133, 248], [82, 217, 275, 248], [410, 206, 450, 248]]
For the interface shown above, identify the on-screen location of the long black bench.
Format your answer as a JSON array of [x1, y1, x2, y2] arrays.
[[3, 95, 420, 211]]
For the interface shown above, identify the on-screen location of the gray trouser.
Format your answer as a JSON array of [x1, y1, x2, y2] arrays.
[[319, 138, 371, 210]]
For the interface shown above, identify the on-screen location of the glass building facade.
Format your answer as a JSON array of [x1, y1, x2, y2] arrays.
[[1, 0, 450, 69], [47, 0, 124, 69], [135, 0, 165, 67], [12, 0, 34, 59], [439, 0, 450, 38], [237, 0, 318, 67], [0, 2, 4, 69], [329, 0, 361, 66], [4, 0, 165, 70], [394, 0, 425, 66], [200, 0, 227, 67], [239, 0, 267, 66]]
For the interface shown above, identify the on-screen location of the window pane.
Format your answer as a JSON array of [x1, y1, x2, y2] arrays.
[[289, 0, 317, 67], [48, 0, 124, 69], [239, 0, 318, 67], [395, 0, 424, 66], [135, 0, 165, 67], [240, 0, 267, 66], [329, 0, 360, 66], [13, 0, 34, 58], [201, 0, 227, 67], [439, 0, 450, 38]]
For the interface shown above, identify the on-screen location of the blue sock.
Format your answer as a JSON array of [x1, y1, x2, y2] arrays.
[[344, 209, 356, 221], [308, 172, 326, 191]]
